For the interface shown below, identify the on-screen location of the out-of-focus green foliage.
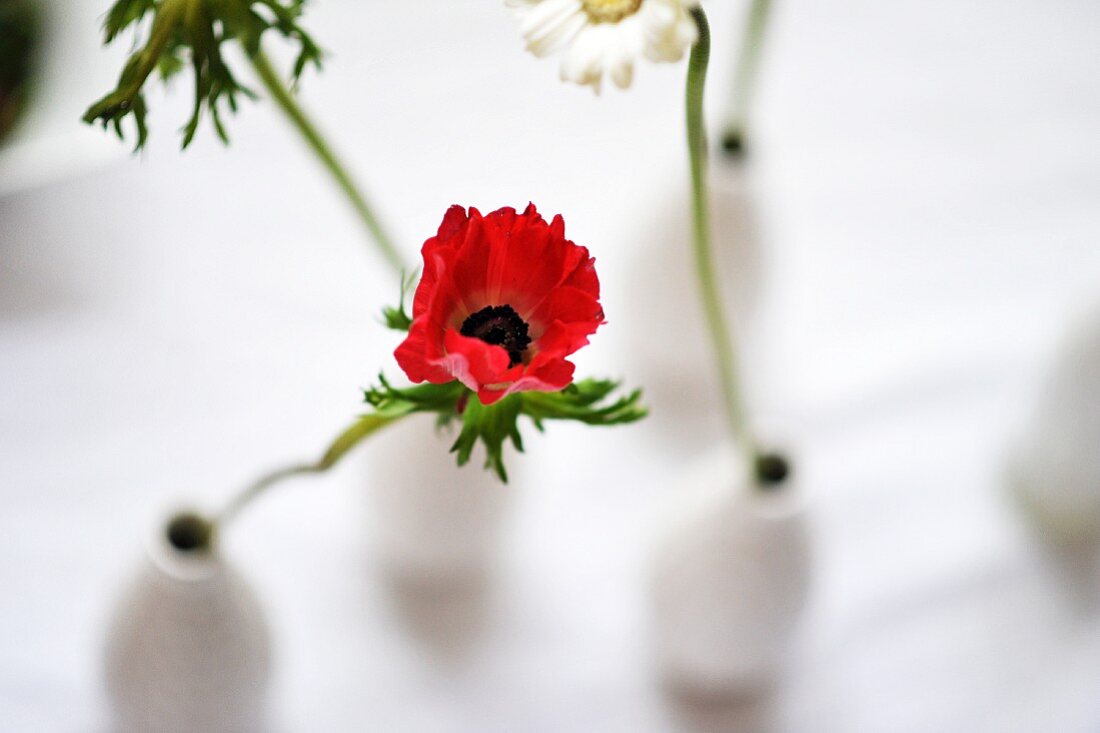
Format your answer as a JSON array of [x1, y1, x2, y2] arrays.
[[83, 0, 322, 150], [0, 0, 41, 144], [363, 375, 647, 483]]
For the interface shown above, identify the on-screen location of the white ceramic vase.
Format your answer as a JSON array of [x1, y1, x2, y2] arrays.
[[103, 511, 271, 733], [1010, 306, 1100, 543], [364, 414, 514, 585], [651, 447, 810, 693], [625, 157, 765, 449]]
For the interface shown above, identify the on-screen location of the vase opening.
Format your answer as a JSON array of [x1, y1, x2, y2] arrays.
[[753, 452, 791, 492], [720, 128, 746, 159], [165, 512, 214, 554]]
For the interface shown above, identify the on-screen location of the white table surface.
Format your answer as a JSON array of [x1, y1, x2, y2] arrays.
[[2, 0, 1099, 730]]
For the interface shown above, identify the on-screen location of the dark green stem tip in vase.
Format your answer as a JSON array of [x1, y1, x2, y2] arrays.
[[166, 512, 215, 554], [720, 128, 746, 158], [0, 0, 41, 144], [753, 451, 791, 490]]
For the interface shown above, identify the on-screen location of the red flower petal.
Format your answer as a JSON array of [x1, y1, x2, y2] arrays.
[[441, 328, 518, 394], [394, 204, 603, 404]]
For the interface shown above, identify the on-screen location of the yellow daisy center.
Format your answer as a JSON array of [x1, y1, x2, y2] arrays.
[[582, 0, 643, 23]]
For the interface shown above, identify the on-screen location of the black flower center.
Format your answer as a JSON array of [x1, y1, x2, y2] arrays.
[[460, 304, 531, 367]]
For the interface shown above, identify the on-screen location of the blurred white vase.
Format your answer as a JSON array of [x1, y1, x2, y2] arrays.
[[104, 511, 271, 733], [365, 414, 514, 584], [651, 447, 810, 693], [1010, 306, 1100, 543], [624, 156, 765, 448]]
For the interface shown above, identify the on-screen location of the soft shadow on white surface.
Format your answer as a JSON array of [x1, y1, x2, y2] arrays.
[[1026, 530, 1100, 619], [383, 571, 496, 666], [665, 683, 780, 733]]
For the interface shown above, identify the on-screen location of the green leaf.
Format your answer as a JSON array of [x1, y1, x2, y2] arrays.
[[380, 270, 418, 331], [102, 0, 155, 43], [156, 49, 185, 81], [520, 379, 649, 427], [363, 374, 466, 416], [381, 306, 412, 331], [85, 0, 324, 149], [450, 395, 523, 482], [358, 373, 647, 484], [0, 1, 41, 144]]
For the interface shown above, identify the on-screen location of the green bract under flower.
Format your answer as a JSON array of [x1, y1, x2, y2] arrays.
[[84, 0, 322, 149], [363, 375, 646, 482]]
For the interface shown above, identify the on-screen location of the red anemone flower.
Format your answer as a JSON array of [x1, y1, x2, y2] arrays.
[[394, 204, 604, 406]]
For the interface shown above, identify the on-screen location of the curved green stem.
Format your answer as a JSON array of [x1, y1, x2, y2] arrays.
[[686, 7, 756, 459], [122, 0, 187, 100], [81, 0, 186, 128], [214, 410, 408, 528], [248, 49, 406, 273], [721, 0, 773, 152]]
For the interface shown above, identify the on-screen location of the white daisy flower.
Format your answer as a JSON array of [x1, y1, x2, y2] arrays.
[[506, 0, 699, 92]]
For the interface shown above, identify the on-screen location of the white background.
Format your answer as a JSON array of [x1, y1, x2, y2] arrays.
[[1, 0, 1099, 730]]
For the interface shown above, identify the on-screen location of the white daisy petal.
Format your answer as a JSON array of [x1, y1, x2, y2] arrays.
[[639, 0, 696, 62], [560, 24, 609, 91], [514, 0, 583, 55], [506, 0, 698, 91], [528, 9, 588, 57], [609, 53, 635, 89], [608, 15, 644, 88], [516, 0, 579, 38]]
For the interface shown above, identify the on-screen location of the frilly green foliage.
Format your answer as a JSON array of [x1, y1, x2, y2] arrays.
[[84, 0, 322, 149], [381, 270, 417, 332], [363, 375, 647, 482], [0, 0, 40, 143]]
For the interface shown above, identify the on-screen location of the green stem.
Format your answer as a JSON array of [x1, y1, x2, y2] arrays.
[[686, 7, 756, 459], [722, 0, 773, 152], [114, 0, 187, 104], [214, 410, 408, 528], [248, 49, 406, 273]]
